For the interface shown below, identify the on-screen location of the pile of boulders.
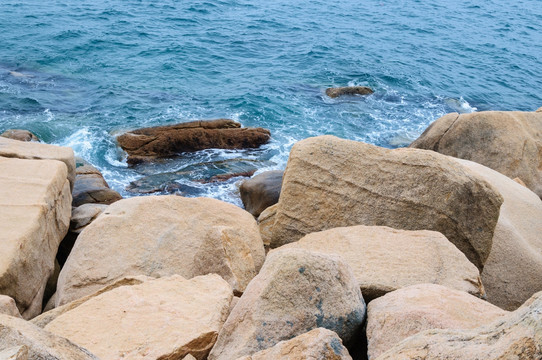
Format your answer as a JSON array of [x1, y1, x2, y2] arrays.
[[1, 108, 541, 359]]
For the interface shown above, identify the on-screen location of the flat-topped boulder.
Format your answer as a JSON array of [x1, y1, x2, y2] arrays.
[[117, 119, 271, 165], [0, 136, 75, 190], [278, 226, 484, 301], [326, 86, 374, 98], [1, 129, 39, 142], [240, 170, 283, 217], [366, 284, 508, 359], [410, 110, 542, 198], [0, 157, 71, 319], [45, 275, 233, 360], [56, 195, 265, 306], [261, 135, 503, 271]]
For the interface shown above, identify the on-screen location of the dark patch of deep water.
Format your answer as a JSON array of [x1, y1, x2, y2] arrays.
[[1, 0, 541, 205]]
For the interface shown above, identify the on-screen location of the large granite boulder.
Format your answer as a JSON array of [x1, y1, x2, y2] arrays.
[[1, 129, 39, 142], [236, 328, 352, 360], [325, 86, 374, 98], [72, 157, 121, 207], [0, 295, 21, 318], [410, 111, 542, 198], [278, 226, 484, 301], [56, 195, 265, 305], [0, 157, 71, 319], [456, 158, 542, 310], [375, 290, 542, 359], [0, 314, 98, 360], [46, 275, 233, 360], [240, 170, 283, 217], [117, 119, 271, 165], [0, 136, 75, 190], [208, 248, 365, 360], [261, 135, 503, 271], [366, 284, 508, 359]]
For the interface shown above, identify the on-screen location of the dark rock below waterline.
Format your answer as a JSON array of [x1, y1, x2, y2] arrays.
[[325, 86, 374, 98], [116, 119, 271, 165], [1, 129, 39, 142]]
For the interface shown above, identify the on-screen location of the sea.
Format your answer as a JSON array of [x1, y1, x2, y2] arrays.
[[1, 0, 541, 206]]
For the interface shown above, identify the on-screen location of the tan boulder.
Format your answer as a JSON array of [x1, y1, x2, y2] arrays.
[[325, 86, 374, 98], [456, 158, 542, 310], [70, 203, 109, 233], [1, 129, 39, 142], [208, 248, 365, 360], [366, 284, 508, 359], [0, 157, 71, 319], [56, 195, 265, 305], [236, 328, 352, 360], [0, 314, 98, 359], [72, 158, 121, 207], [0, 295, 21, 318], [410, 110, 542, 198], [116, 119, 271, 165], [0, 136, 75, 190], [263, 135, 503, 271], [279, 226, 484, 301], [240, 170, 283, 217], [46, 275, 233, 360], [375, 290, 542, 359]]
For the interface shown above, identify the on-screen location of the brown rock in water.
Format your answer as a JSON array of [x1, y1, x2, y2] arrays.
[[0, 157, 71, 319], [374, 290, 542, 360], [1, 129, 39, 142], [410, 110, 542, 198], [262, 135, 503, 271], [456, 158, 542, 310], [72, 157, 122, 207], [208, 248, 365, 360], [56, 196, 265, 305], [325, 86, 374, 98], [0, 295, 21, 318], [240, 170, 283, 217], [278, 225, 484, 302], [0, 314, 98, 359], [116, 119, 271, 165], [45, 275, 233, 360], [236, 328, 353, 360], [366, 284, 508, 359]]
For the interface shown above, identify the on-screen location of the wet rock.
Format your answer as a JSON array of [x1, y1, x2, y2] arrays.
[[208, 248, 365, 360], [366, 284, 508, 359], [72, 157, 121, 207], [1, 129, 39, 142], [45, 275, 233, 360], [0, 295, 21, 318], [263, 135, 503, 271], [279, 225, 484, 302], [0, 157, 71, 319], [410, 110, 542, 198], [56, 196, 265, 305], [325, 86, 374, 98], [117, 119, 271, 165], [240, 170, 283, 217], [236, 328, 352, 360]]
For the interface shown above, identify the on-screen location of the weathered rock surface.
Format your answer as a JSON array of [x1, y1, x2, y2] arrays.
[[240, 170, 283, 217], [326, 86, 374, 98], [72, 157, 121, 207], [56, 195, 265, 305], [0, 136, 75, 190], [0, 157, 71, 319], [456, 158, 542, 310], [0, 314, 98, 360], [70, 203, 109, 233], [410, 110, 542, 198], [236, 328, 352, 360], [46, 275, 233, 360], [0, 295, 21, 318], [1, 129, 39, 142], [375, 290, 542, 360], [279, 226, 484, 301], [208, 248, 365, 360], [263, 135, 503, 271], [117, 119, 271, 165], [366, 284, 508, 359]]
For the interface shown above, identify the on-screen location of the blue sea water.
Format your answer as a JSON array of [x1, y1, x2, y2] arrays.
[[1, 0, 541, 205]]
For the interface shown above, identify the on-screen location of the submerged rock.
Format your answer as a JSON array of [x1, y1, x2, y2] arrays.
[[116, 119, 271, 165], [325, 86, 374, 98], [1, 129, 39, 142]]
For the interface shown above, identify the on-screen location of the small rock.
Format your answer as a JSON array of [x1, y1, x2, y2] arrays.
[[240, 170, 283, 217], [326, 86, 374, 98], [1, 129, 39, 142], [0, 295, 22, 318], [72, 158, 122, 207], [70, 203, 109, 233]]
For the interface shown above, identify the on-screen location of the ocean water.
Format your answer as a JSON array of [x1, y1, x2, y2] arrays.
[[1, 0, 541, 206]]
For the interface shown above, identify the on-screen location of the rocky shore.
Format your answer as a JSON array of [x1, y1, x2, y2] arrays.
[[1, 108, 542, 359]]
